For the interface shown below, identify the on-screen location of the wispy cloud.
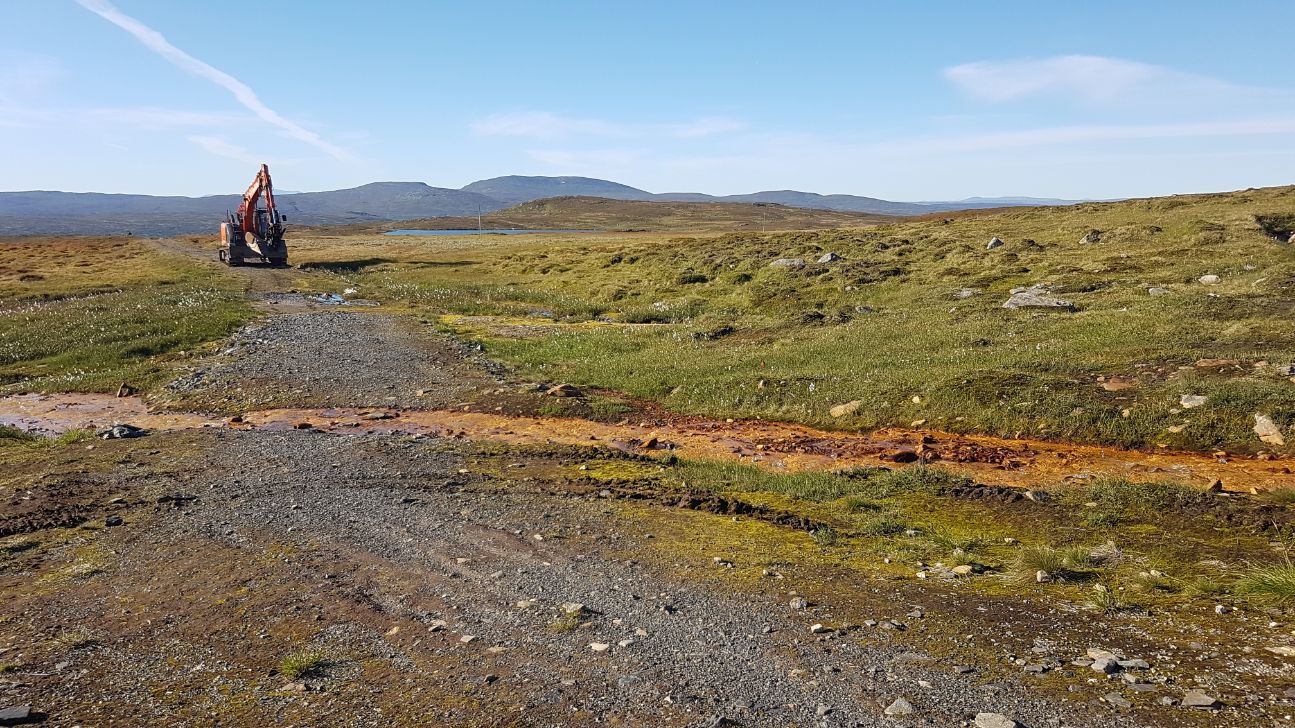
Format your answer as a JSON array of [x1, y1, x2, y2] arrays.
[[188, 135, 262, 165], [943, 55, 1258, 104], [945, 55, 1158, 102], [474, 111, 744, 141], [74, 0, 349, 160]]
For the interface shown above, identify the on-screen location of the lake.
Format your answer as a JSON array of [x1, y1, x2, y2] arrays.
[[382, 229, 596, 236]]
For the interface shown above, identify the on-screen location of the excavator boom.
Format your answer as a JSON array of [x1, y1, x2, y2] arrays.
[[219, 163, 288, 266]]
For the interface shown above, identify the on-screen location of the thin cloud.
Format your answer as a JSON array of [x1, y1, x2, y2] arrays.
[[474, 111, 744, 140], [74, 0, 349, 160], [945, 55, 1158, 102], [188, 135, 261, 165]]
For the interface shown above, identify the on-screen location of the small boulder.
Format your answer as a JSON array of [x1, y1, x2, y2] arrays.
[[1003, 290, 1076, 312], [951, 564, 974, 576], [1080, 230, 1102, 244], [817, 252, 842, 263], [1255, 413, 1285, 446], [974, 713, 1021, 728], [768, 258, 806, 270], [1180, 394, 1208, 409], [589, 642, 611, 652], [986, 237, 1005, 250], [830, 400, 862, 418], [955, 288, 980, 299], [883, 697, 915, 716], [1199, 274, 1221, 285], [1148, 287, 1170, 296], [1036, 570, 1053, 583], [546, 384, 583, 398], [1181, 690, 1220, 709]]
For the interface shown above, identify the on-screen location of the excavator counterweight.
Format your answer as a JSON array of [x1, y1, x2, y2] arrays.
[[219, 163, 287, 266]]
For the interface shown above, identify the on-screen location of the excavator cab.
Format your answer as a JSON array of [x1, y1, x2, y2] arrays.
[[219, 163, 288, 266]]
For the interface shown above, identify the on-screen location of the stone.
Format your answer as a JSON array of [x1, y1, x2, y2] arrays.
[[561, 602, 587, 615], [815, 704, 833, 717], [100, 423, 147, 439], [768, 258, 806, 270], [1266, 646, 1295, 657], [974, 713, 1021, 728], [1105, 693, 1133, 708], [1091, 657, 1121, 674], [954, 665, 976, 674], [1182, 690, 1220, 709], [1036, 570, 1052, 583], [817, 252, 842, 263], [1148, 287, 1170, 296], [427, 619, 447, 632], [1080, 230, 1102, 244], [809, 623, 828, 634], [830, 400, 862, 418], [955, 288, 980, 299], [883, 697, 915, 716], [1003, 290, 1076, 312], [0, 706, 32, 724], [1023, 489, 1050, 503], [1254, 414, 1285, 445], [1198, 274, 1221, 284], [116, 382, 135, 397], [363, 410, 394, 420], [459, 635, 476, 644], [104, 515, 124, 527], [546, 384, 583, 398], [951, 564, 974, 576], [1118, 659, 1151, 670], [1180, 394, 1208, 409], [789, 597, 809, 610], [986, 237, 1005, 250], [1214, 604, 1231, 615], [589, 642, 611, 652]]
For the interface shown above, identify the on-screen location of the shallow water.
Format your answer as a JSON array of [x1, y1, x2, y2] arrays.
[[2, 393, 1289, 492]]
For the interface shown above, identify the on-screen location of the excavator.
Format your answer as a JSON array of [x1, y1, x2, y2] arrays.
[[219, 163, 287, 266]]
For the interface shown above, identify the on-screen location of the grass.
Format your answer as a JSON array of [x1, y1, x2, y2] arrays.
[[1015, 544, 1097, 582], [1237, 564, 1295, 605], [278, 650, 329, 680], [290, 184, 1295, 454], [53, 629, 97, 649], [0, 238, 255, 394]]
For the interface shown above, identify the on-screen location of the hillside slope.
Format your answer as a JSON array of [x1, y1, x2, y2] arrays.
[[335, 195, 897, 233]]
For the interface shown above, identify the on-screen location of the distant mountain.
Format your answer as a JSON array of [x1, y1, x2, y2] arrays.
[[461, 176, 649, 205], [0, 182, 498, 236], [0, 175, 1084, 237]]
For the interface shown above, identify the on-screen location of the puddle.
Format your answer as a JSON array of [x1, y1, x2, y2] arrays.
[[2, 393, 1290, 491]]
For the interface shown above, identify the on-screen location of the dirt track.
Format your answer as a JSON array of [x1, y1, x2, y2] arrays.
[[3, 272, 1293, 726]]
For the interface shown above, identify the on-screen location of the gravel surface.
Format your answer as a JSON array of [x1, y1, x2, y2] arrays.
[[165, 310, 512, 411], [4, 428, 1145, 727], [1, 307, 1269, 727]]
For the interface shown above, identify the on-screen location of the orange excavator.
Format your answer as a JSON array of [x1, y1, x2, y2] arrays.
[[219, 163, 287, 266]]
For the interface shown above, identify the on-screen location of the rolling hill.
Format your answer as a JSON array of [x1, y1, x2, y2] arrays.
[[326, 195, 898, 234], [0, 175, 1082, 237]]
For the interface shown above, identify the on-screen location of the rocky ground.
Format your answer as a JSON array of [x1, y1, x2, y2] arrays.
[[1, 304, 1289, 727]]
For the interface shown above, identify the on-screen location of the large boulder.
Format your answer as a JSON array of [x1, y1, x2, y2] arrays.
[[1003, 289, 1077, 312]]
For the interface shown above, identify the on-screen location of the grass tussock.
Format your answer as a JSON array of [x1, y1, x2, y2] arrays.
[[1237, 564, 1295, 605], [278, 651, 329, 680]]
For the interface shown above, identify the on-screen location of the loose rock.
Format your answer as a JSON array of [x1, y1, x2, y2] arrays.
[[883, 697, 915, 716], [974, 713, 1022, 728]]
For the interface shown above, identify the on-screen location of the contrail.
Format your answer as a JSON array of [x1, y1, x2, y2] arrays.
[[74, 0, 349, 160]]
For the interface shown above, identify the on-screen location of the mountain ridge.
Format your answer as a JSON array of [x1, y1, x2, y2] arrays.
[[0, 175, 1084, 236]]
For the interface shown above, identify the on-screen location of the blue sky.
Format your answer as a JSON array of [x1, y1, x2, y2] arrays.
[[2, 1, 1294, 199]]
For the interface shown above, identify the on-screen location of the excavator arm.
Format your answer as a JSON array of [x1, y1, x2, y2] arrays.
[[237, 163, 278, 234]]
